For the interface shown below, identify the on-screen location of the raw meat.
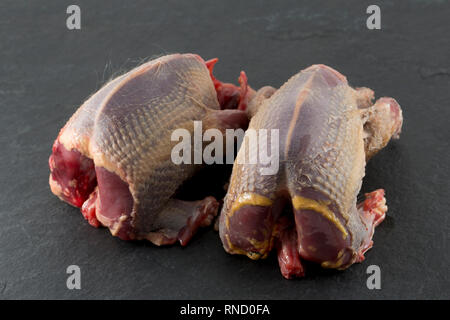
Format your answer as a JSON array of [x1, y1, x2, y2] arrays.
[[219, 64, 403, 278], [49, 53, 251, 245]]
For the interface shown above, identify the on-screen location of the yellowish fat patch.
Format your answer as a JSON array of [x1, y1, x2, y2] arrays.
[[225, 234, 262, 260], [321, 249, 345, 269], [248, 238, 272, 259], [292, 195, 348, 239], [230, 192, 273, 215]]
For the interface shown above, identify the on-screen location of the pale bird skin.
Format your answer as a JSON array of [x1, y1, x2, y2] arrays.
[[49, 53, 250, 245], [219, 64, 403, 278]]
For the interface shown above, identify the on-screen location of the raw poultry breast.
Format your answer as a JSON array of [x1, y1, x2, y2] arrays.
[[219, 64, 403, 278], [49, 53, 250, 245]]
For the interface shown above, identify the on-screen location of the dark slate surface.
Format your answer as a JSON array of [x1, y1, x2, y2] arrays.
[[0, 0, 449, 299]]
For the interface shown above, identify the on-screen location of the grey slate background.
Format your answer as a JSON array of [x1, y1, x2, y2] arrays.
[[0, 0, 449, 299]]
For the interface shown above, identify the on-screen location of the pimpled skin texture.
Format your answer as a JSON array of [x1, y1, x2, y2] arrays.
[[49, 53, 250, 245], [219, 64, 403, 278]]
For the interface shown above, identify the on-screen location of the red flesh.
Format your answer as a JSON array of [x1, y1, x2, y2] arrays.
[[49, 140, 96, 208], [206, 58, 250, 111], [92, 166, 134, 240], [177, 196, 219, 246], [356, 189, 387, 262], [81, 188, 100, 227], [276, 217, 305, 279]]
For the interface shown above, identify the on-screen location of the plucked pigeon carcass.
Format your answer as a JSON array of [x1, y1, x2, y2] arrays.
[[219, 64, 403, 278], [49, 53, 251, 245]]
